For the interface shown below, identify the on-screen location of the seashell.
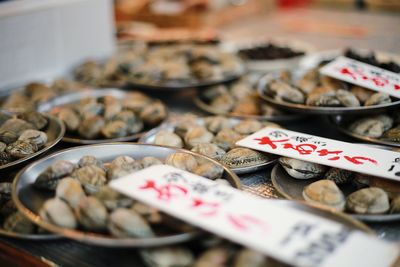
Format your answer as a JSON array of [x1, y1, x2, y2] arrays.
[[18, 129, 48, 148], [381, 125, 400, 142], [351, 173, 372, 189], [95, 186, 133, 211], [3, 211, 36, 234], [193, 246, 230, 267], [55, 177, 86, 209], [0, 151, 12, 165], [25, 83, 55, 105], [6, 140, 38, 158], [320, 76, 345, 91], [139, 101, 167, 126], [201, 85, 229, 101], [39, 198, 77, 229], [336, 89, 360, 107], [374, 115, 394, 131], [78, 116, 105, 139], [193, 162, 223, 180], [209, 94, 235, 113], [0, 118, 35, 135], [2, 93, 33, 111], [279, 157, 327, 179], [107, 160, 143, 180], [101, 120, 128, 138], [390, 195, 400, 214], [306, 91, 341, 107], [233, 120, 263, 135], [213, 129, 242, 151], [110, 155, 135, 167], [154, 130, 183, 148], [364, 93, 391, 106], [191, 143, 226, 160], [122, 93, 152, 113], [140, 246, 194, 267], [296, 68, 319, 94], [79, 102, 104, 121], [75, 196, 108, 231], [165, 153, 198, 172], [17, 111, 48, 130], [114, 110, 144, 134], [204, 116, 231, 134], [184, 127, 214, 149], [233, 249, 268, 267], [34, 160, 76, 190], [302, 180, 346, 211], [108, 208, 154, 238], [221, 148, 270, 169], [230, 83, 253, 100], [55, 107, 81, 132], [131, 203, 162, 224], [141, 157, 163, 168], [174, 118, 199, 138], [267, 80, 304, 104], [74, 60, 103, 86], [78, 155, 103, 168], [231, 96, 260, 116], [104, 102, 122, 120], [71, 165, 107, 194], [366, 176, 400, 199], [0, 130, 18, 144], [51, 79, 77, 94], [346, 187, 390, 214], [350, 86, 374, 104], [349, 117, 385, 138], [324, 168, 354, 185]]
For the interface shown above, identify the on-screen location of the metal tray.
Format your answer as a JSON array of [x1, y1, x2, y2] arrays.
[[37, 88, 168, 145], [12, 143, 241, 247], [257, 73, 400, 115], [271, 164, 400, 222], [330, 115, 400, 148], [0, 111, 65, 171], [138, 118, 277, 175]]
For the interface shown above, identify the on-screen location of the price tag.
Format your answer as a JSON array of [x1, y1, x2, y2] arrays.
[[319, 56, 400, 98], [110, 165, 399, 267], [236, 127, 400, 182]]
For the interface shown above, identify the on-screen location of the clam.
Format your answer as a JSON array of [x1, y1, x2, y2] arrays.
[[220, 148, 270, 169], [0, 152, 12, 165], [184, 127, 214, 149], [101, 120, 128, 138], [193, 162, 224, 180], [6, 140, 38, 158], [165, 153, 198, 172], [0, 130, 18, 144], [55, 177, 86, 209], [78, 116, 105, 139], [131, 203, 162, 224], [230, 83, 253, 100], [336, 89, 360, 107], [213, 129, 242, 151], [3, 211, 36, 234], [75, 196, 108, 231], [0, 118, 35, 135], [346, 187, 390, 214], [390, 195, 400, 214], [231, 96, 260, 116], [114, 110, 143, 134], [202, 85, 228, 101], [94, 186, 133, 211], [303, 180, 345, 211], [103, 102, 122, 120], [71, 165, 107, 194], [191, 143, 226, 160], [324, 168, 353, 184], [140, 246, 194, 267], [55, 107, 81, 132], [364, 93, 391, 106], [306, 91, 341, 107], [108, 208, 154, 238], [74, 60, 103, 86], [107, 160, 143, 180], [349, 117, 385, 138], [193, 246, 230, 267], [382, 125, 400, 142], [154, 131, 183, 148], [209, 94, 235, 113], [122, 93, 152, 113], [350, 86, 374, 104], [296, 68, 319, 94], [34, 160, 76, 190], [39, 198, 77, 229], [267, 80, 304, 104], [139, 101, 167, 126], [233, 120, 263, 135], [110, 155, 135, 167], [17, 111, 48, 130], [233, 249, 268, 267], [141, 157, 163, 168], [320, 76, 344, 91], [78, 155, 103, 168], [204, 116, 231, 134], [18, 129, 48, 148], [279, 157, 327, 179], [78, 102, 104, 120]]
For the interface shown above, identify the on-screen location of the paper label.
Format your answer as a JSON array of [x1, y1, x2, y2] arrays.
[[110, 165, 398, 267], [236, 127, 400, 182], [319, 56, 400, 98]]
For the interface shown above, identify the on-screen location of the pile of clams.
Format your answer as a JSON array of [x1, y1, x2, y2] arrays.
[[50, 91, 167, 141], [347, 110, 400, 143], [0, 111, 50, 166], [74, 43, 244, 88], [278, 157, 400, 216], [197, 76, 287, 118], [1, 80, 81, 112], [33, 153, 229, 238], [263, 68, 396, 108], [147, 115, 277, 172]]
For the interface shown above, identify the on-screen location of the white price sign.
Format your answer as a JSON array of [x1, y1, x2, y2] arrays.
[[236, 127, 400, 182], [319, 56, 400, 98], [110, 165, 399, 267]]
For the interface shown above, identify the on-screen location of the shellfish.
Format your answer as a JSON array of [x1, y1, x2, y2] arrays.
[[346, 187, 390, 214], [279, 157, 327, 179], [302, 179, 346, 211], [220, 148, 270, 169], [39, 198, 77, 229], [108, 208, 154, 238], [165, 153, 198, 172]]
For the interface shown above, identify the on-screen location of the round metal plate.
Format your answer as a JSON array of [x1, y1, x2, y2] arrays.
[[330, 115, 400, 148], [0, 112, 65, 171], [37, 88, 168, 145], [271, 164, 400, 222], [12, 143, 241, 247], [138, 118, 277, 175], [257, 73, 400, 115]]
